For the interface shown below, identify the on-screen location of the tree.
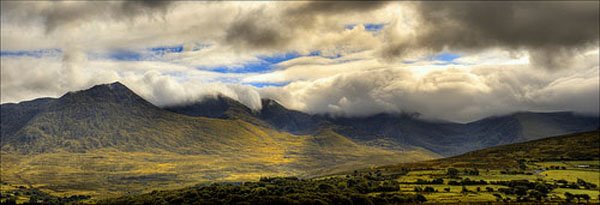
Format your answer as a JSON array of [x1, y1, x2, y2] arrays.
[[415, 194, 427, 203], [423, 186, 436, 193], [493, 193, 502, 202], [3, 196, 17, 205], [564, 192, 574, 203], [447, 168, 459, 178], [580, 194, 590, 203], [461, 186, 469, 194]]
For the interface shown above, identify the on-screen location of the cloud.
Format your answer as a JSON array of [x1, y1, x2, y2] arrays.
[[224, 9, 289, 51], [0, 1, 173, 34], [259, 51, 599, 122], [284, 1, 390, 28], [122, 70, 262, 109], [380, 1, 600, 70], [1, 1, 598, 122]]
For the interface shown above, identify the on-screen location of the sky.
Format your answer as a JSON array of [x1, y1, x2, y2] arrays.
[[1, 1, 599, 122]]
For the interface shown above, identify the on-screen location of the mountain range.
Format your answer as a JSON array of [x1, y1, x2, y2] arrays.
[[165, 89, 599, 156], [0, 82, 598, 196], [3, 81, 598, 155]]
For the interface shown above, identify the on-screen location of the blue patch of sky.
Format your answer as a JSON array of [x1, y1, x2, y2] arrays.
[[210, 63, 271, 74], [244, 81, 290, 88], [259, 52, 301, 64], [344, 23, 385, 32], [107, 50, 145, 61], [0, 48, 62, 58], [364, 24, 385, 32], [93, 43, 211, 61], [149, 44, 183, 54], [208, 50, 353, 74], [109, 44, 186, 61], [208, 52, 302, 74], [432, 52, 461, 62], [400, 52, 462, 65]]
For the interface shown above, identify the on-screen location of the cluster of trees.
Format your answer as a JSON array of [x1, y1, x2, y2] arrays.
[[564, 192, 591, 203], [0, 186, 90, 205], [102, 175, 428, 205], [491, 180, 555, 202], [447, 178, 488, 186], [555, 179, 598, 189], [499, 169, 533, 175], [412, 178, 443, 185], [445, 168, 480, 177], [446, 168, 460, 178], [413, 186, 436, 193], [462, 168, 479, 176], [546, 165, 567, 170], [576, 179, 598, 189]]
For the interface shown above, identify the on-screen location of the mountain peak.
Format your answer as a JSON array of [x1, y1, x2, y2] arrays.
[[87, 81, 129, 93], [165, 94, 254, 119], [58, 81, 153, 107], [261, 99, 285, 110]]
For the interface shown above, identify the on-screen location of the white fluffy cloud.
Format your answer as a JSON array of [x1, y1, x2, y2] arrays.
[[260, 50, 599, 122], [1, 1, 598, 122]]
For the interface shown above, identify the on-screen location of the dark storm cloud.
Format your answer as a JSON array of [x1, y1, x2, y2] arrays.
[[285, 1, 390, 29], [223, 1, 389, 51], [1, 1, 173, 34], [286, 1, 389, 17], [224, 12, 289, 51], [383, 1, 599, 70]]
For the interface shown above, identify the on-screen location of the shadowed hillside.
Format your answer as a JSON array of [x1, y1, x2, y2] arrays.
[[379, 130, 600, 170]]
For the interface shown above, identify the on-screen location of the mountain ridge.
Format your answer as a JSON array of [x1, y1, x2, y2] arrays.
[[2, 82, 599, 157], [165, 94, 599, 156]]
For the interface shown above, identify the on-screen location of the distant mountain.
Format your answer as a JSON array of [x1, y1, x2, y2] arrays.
[[328, 112, 599, 156], [257, 99, 325, 135], [168, 96, 599, 157], [165, 96, 325, 135], [164, 95, 266, 126]]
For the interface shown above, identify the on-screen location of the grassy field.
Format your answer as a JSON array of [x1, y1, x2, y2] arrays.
[[392, 166, 600, 203], [542, 169, 600, 185], [0, 130, 438, 201]]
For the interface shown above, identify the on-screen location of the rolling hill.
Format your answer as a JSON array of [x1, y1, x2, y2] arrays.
[[379, 130, 600, 170]]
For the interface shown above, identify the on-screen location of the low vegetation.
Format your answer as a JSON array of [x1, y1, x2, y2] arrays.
[[101, 173, 427, 205]]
